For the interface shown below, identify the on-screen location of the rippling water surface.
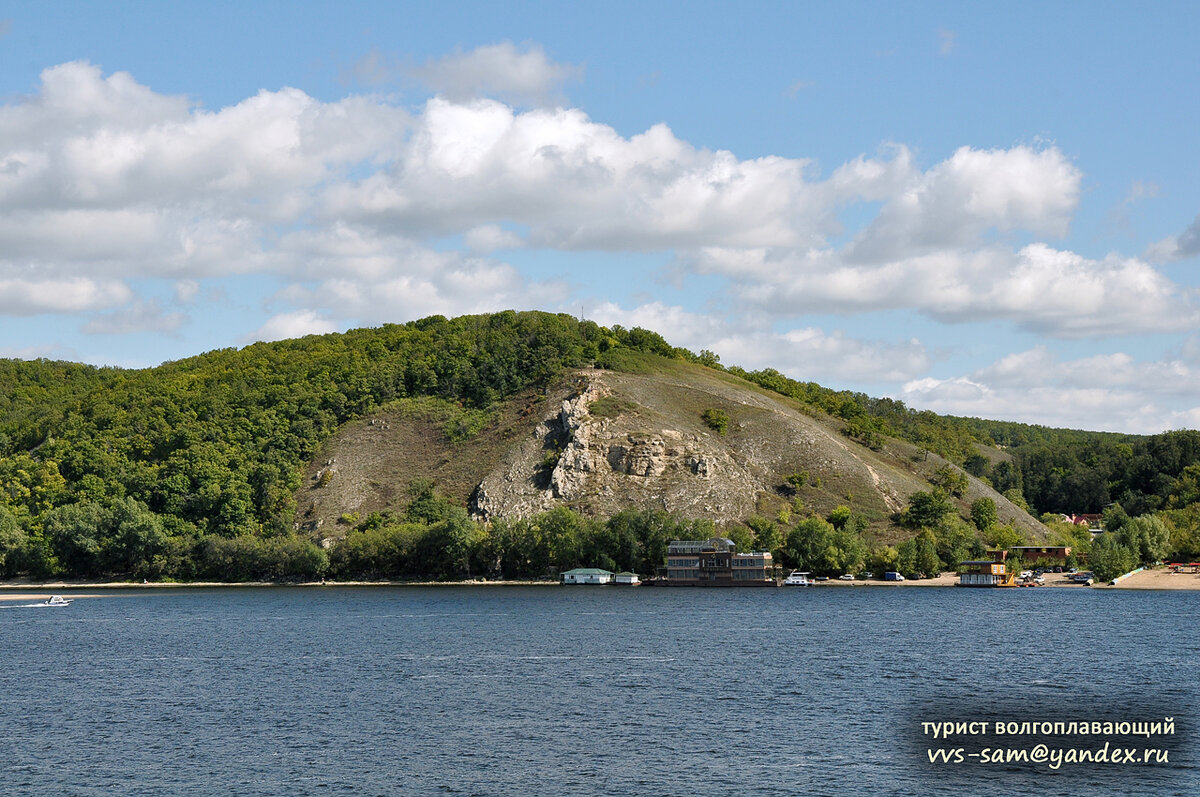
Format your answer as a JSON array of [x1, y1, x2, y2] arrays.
[[1, 586, 1195, 795]]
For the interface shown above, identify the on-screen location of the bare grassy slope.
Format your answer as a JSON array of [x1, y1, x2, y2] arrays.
[[295, 384, 577, 541], [297, 359, 1045, 542]]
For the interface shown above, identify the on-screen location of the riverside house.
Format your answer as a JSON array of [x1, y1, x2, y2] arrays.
[[561, 568, 613, 585], [665, 538, 775, 586], [958, 550, 1016, 587]]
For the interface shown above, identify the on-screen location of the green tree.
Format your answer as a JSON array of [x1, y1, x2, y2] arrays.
[[0, 505, 25, 576], [963, 453, 990, 479], [780, 517, 863, 575], [1161, 504, 1200, 560], [746, 515, 781, 553], [701, 408, 730, 435], [903, 489, 954, 529], [260, 536, 329, 581], [866, 545, 899, 575], [784, 472, 810, 491], [914, 530, 942, 578], [827, 505, 853, 530], [727, 524, 755, 554], [603, 508, 683, 576], [410, 507, 484, 579], [826, 527, 866, 574], [781, 517, 834, 573], [934, 516, 978, 570], [1089, 535, 1137, 582], [102, 497, 168, 577], [404, 478, 457, 524], [1102, 504, 1130, 534], [1117, 515, 1171, 565], [534, 506, 588, 574], [970, 497, 998, 531], [931, 464, 969, 497], [1002, 487, 1029, 512], [42, 502, 107, 577], [0, 454, 67, 516], [1166, 463, 1200, 508], [896, 539, 918, 579], [984, 523, 1025, 550]]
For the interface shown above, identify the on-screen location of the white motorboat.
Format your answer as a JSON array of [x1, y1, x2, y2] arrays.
[[40, 595, 73, 607], [783, 570, 812, 586]]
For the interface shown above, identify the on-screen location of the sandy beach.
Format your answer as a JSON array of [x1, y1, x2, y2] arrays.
[[1091, 567, 1200, 590]]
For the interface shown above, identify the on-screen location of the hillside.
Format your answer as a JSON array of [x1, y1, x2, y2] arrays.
[[301, 353, 1047, 545], [1, 309, 1198, 582]]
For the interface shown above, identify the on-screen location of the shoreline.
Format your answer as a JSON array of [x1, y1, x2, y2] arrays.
[[3, 567, 1198, 596]]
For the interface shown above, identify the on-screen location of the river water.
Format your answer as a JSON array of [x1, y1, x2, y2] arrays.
[[0, 585, 1194, 795]]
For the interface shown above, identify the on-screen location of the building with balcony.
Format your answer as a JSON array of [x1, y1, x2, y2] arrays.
[[665, 538, 775, 586], [958, 550, 1016, 587]]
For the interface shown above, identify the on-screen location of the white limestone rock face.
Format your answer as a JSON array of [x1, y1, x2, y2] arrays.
[[470, 372, 761, 523]]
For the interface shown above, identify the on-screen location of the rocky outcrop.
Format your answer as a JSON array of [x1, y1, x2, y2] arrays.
[[470, 372, 766, 523]]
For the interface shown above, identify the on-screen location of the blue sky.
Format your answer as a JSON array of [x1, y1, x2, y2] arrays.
[[1, 1, 1198, 433]]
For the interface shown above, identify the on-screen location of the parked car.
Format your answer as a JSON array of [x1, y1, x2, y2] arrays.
[[839, 574, 855, 581], [862, 572, 875, 579]]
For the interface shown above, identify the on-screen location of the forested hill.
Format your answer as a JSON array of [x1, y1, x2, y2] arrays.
[[1, 312, 610, 539], [1, 310, 1198, 582]]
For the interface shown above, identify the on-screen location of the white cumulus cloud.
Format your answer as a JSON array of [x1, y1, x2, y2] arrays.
[[845, 145, 1081, 263], [410, 42, 582, 107], [692, 242, 1198, 338], [245, 310, 340, 344], [901, 345, 1200, 433], [0, 277, 131, 314], [271, 225, 567, 325], [326, 96, 828, 251], [586, 300, 931, 383], [81, 299, 186, 335]]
